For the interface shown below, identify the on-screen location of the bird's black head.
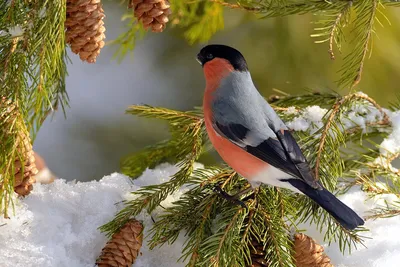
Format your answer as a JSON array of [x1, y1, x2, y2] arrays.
[[196, 44, 248, 72]]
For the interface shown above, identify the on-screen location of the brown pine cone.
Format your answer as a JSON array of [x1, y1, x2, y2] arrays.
[[294, 233, 333, 267], [14, 143, 38, 196], [96, 219, 143, 267], [0, 98, 38, 196], [66, 0, 106, 63], [249, 239, 269, 267], [129, 0, 171, 33]]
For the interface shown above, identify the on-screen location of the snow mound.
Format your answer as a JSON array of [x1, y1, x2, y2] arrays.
[[0, 164, 186, 267], [1, 164, 400, 267]]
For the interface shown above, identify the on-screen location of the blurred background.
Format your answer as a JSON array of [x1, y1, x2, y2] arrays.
[[33, 2, 400, 182]]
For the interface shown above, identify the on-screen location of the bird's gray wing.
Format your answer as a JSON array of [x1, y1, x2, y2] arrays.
[[211, 95, 320, 189]]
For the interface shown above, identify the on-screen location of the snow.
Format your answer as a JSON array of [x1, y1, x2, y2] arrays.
[[380, 110, 400, 155], [284, 106, 297, 115], [286, 105, 328, 134], [0, 165, 188, 267], [299, 187, 400, 267], [0, 26, 24, 37], [0, 163, 399, 267], [285, 94, 387, 135], [8, 26, 23, 37], [341, 102, 384, 133]]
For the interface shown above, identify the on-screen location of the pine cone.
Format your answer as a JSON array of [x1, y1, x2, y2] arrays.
[[66, 0, 106, 63], [294, 233, 333, 267], [129, 0, 171, 33], [96, 219, 143, 267], [0, 98, 38, 196], [249, 240, 269, 267]]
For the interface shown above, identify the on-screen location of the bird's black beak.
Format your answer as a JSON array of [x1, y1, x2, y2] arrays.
[[196, 53, 204, 66]]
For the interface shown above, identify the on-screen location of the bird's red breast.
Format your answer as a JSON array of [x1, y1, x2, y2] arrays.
[[203, 58, 234, 90], [203, 59, 267, 179]]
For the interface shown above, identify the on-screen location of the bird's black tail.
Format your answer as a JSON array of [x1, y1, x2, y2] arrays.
[[285, 179, 364, 230]]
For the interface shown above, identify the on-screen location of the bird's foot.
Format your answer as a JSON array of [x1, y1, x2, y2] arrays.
[[213, 185, 254, 208]]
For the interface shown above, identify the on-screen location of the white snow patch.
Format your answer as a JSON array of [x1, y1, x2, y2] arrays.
[[0, 164, 189, 267], [341, 103, 383, 132], [380, 111, 400, 155], [287, 105, 328, 134], [1, 163, 400, 267], [8, 26, 24, 37], [299, 187, 400, 267], [0, 26, 23, 38], [284, 106, 297, 115]]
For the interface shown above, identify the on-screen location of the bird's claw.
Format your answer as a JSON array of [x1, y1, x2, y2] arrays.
[[213, 185, 248, 208]]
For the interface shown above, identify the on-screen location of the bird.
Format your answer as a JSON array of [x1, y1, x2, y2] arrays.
[[196, 44, 364, 230]]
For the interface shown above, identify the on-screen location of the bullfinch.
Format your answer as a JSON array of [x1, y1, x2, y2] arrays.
[[197, 44, 364, 230]]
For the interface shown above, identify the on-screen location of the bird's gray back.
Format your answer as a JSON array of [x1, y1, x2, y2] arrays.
[[211, 71, 286, 140]]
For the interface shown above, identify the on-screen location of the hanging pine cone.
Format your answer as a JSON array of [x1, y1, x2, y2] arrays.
[[294, 233, 333, 267], [14, 134, 38, 196], [96, 219, 143, 267], [0, 98, 38, 196], [249, 239, 269, 267], [65, 0, 106, 63], [129, 0, 171, 33]]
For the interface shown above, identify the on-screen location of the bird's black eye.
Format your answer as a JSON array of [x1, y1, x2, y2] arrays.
[[206, 53, 214, 59]]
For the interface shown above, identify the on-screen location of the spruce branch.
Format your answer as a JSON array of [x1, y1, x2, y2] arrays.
[[209, 0, 262, 12], [314, 92, 389, 181], [183, 1, 224, 44], [256, 190, 295, 267], [311, 1, 352, 60], [0, 99, 32, 216], [109, 92, 400, 265], [268, 91, 341, 108], [101, 131, 203, 236], [259, 1, 337, 18], [200, 206, 250, 267], [185, 196, 218, 266], [295, 197, 365, 253], [365, 200, 400, 220], [101, 105, 205, 236], [111, 0, 399, 87], [338, 0, 379, 88], [126, 105, 203, 122], [1, 1, 68, 215], [107, 14, 145, 62], [120, 140, 177, 178]]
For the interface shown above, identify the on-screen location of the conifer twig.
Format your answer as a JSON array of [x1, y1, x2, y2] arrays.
[[209, 0, 261, 12], [111, 91, 399, 266], [211, 208, 243, 265], [365, 209, 400, 220], [188, 197, 217, 266], [1, 37, 19, 84], [352, 1, 377, 88], [314, 92, 389, 180], [328, 2, 352, 60], [328, 14, 342, 60]]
